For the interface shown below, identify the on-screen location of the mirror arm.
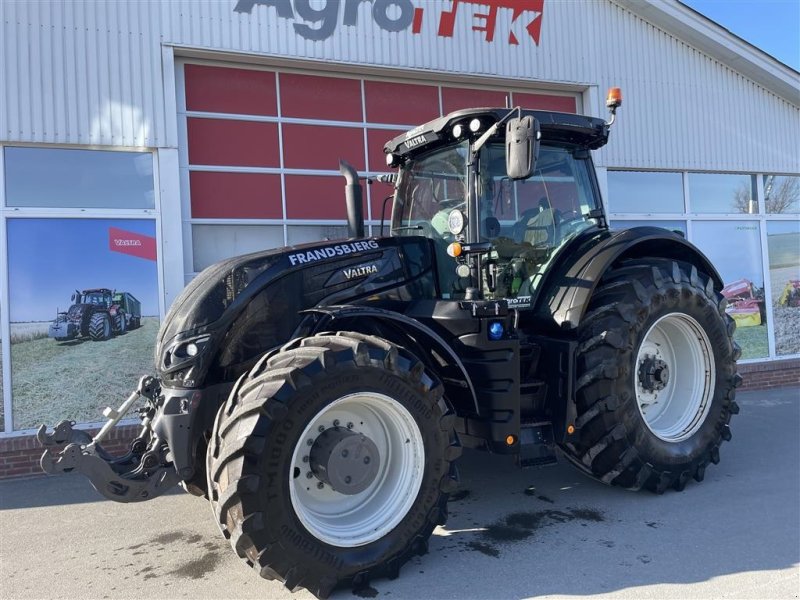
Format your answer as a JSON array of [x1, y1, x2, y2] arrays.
[[471, 106, 521, 155]]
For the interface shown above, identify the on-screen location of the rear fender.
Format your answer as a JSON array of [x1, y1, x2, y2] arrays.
[[298, 305, 479, 416], [535, 226, 723, 332]]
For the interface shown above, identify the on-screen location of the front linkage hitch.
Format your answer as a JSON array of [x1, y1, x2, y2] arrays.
[[37, 375, 179, 503]]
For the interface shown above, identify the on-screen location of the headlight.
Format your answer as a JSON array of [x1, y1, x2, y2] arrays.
[[448, 209, 466, 235]]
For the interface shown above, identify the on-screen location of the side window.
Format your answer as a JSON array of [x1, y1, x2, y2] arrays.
[[480, 146, 596, 301]]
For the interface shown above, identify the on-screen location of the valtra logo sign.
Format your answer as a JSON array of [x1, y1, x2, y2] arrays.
[[234, 0, 544, 45], [108, 227, 157, 261]]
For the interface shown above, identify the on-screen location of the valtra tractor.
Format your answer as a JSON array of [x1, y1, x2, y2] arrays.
[[48, 288, 132, 341], [39, 89, 741, 598]]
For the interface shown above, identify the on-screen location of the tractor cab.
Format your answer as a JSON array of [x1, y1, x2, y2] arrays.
[[385, 108, 609, 304]]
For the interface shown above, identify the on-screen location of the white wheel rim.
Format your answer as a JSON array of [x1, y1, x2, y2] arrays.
[[634, 313, 715, 442], [289, 393, 425, 547]]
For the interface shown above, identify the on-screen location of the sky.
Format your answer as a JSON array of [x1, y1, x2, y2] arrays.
[[681, 0, 800, 71]]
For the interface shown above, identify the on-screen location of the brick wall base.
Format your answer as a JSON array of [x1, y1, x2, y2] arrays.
[[1, 359, 798, 479], [737, 358, 800, 390], [0, 424, 139, 480]]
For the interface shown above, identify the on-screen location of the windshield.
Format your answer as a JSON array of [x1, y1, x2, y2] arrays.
[[82, 292, 109, 305], [392, 141, 601, 301]]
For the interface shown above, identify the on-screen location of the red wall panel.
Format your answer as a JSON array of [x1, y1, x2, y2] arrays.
[[366, 128, 405, 171], [282, 124, 365, 171], [185, 64, 277, 116], [187, 118, 279, 167], [280, 73, 362, 121], [190, 171, 282, 219], [364, 81, 440, 125], [441, 88, 508, 114], [285, 175, 367, 220], [511, 92, 576, 113]]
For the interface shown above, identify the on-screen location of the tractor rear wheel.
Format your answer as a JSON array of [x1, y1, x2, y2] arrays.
[[564, 259, 741, 493], [207, 332, 459, 598], [89, 313, 111, 341]]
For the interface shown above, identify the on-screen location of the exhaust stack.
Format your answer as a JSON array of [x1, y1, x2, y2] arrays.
[[339, 160, 365, 239]]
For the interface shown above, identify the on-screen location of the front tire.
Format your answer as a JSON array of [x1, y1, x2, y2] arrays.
[[89, 313, 111, 341], [564, 259, 742, 493], [207, 332, 460, 598]]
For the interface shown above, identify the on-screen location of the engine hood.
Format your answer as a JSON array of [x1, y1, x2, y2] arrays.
[[155, 237, 436, 388]]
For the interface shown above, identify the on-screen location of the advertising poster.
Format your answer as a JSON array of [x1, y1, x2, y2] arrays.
[[1, 301, 4, 431], [767, 221, 800, 355], [7, 219, 159, 430], [692, 221, 768, 360]]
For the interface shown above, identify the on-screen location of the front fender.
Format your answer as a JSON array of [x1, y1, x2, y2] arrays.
[[534, 226, 723, 332], [299, 305, 479, 415]]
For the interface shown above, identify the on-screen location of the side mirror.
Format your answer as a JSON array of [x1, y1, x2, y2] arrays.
[[506, 116, 540, 180]]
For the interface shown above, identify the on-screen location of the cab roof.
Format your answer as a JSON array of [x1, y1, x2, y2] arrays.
[[384, 108, 610, 160]]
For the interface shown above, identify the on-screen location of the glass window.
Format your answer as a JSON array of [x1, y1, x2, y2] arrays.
[[767, 221, 800, 356], [4, 147, 155, 209], [607, 171, 684, 214], [692, 221, 768, 359], [688, 173, 757, 214], [192, 224, 284, 272], [610, 219, 686, 236], [764, 175, 800, 214], [287, 225, 349, 246]]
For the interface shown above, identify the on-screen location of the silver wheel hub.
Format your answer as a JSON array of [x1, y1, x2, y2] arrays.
[[635, 313, 715, 443], [309, 427, 380, 495], [290, 393, 425, 547]]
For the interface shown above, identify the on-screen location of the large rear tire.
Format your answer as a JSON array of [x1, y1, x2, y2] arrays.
[[114, 311, 127, 335], [207, 332, 460, 598], [563, 259, 742, 493]]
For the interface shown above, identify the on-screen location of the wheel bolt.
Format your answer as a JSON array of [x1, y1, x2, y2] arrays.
[[333, 419, 340, 427], [306, 471, 313, 479], [302, 455, 309, 463], [345, 476, 352, 484], [306, 439, 313, 446], [317, 482, 324, 489], [364, 457, 370, 464], [342, 449, 349, 458], [318, 425, 325, 432], [347, 422, 354, 429]]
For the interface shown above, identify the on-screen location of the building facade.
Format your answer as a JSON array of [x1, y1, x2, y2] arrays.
[[1, 0, 798, 443]]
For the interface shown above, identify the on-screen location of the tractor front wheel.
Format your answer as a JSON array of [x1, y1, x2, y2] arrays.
[[89, 313, 111, 341], [564, 259, 741, 493], [207, 332, 459, 598]]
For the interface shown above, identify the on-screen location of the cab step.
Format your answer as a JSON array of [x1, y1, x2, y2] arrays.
[[516, 421, 558, 468]]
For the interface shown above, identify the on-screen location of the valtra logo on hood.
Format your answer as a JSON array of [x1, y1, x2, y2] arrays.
[[233, 0, 544, 45]]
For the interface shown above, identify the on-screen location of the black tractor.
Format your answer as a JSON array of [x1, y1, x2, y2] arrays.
[[39, 90, 740, 598], [48, 288, 128, 341]]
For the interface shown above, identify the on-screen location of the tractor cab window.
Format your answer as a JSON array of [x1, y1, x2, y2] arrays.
[[392, 142, 469, 298], [392, 142, 468, 242], [84, 292, 109, 306], [478, 144, 600, 300]]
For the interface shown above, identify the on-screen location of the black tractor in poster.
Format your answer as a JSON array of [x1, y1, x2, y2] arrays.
[[48, 288, 138, 342], [39, 90, 741, 598]]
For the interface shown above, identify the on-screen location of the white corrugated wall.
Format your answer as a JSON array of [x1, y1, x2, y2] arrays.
[[1, 0, 798, 173]]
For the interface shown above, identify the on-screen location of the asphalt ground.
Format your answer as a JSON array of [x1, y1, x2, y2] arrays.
[[1, 386, 798, 600]]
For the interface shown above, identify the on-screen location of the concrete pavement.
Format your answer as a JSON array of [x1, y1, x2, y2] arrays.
[[1, 386, 798, 600]]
